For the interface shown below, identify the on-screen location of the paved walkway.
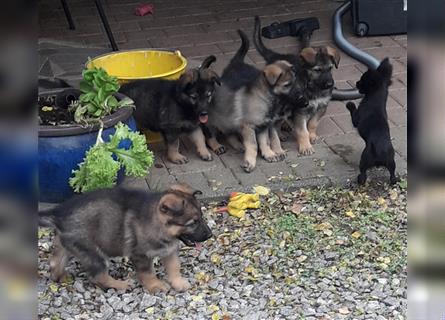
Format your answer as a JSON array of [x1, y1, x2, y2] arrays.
[[39, 0, 407, 199]]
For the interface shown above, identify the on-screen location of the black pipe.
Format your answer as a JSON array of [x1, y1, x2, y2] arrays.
[[331, 1, 380, 101], [94, 0, 119, 51], [60, 0, 75, 30]]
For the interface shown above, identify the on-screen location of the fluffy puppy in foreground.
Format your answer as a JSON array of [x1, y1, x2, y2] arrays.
[[39, 184, 212, 293], [346, 58, 398, 185], [206, 31, 298, 173], [120, 56, 222, 164]]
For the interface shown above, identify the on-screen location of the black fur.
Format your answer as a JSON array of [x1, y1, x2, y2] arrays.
[[346, 58, 398, 185], [120, 69, 217, 143]]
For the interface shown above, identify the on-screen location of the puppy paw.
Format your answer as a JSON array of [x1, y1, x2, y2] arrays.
[[213, 145, 226, 155], [112, 280, 131, 291], [144, 279, 169, 294], [357, 173, 367, 185], [170, 277, 191, 292], [199, 151, 213, 161], [298, 145, 314, 156], [275, 151, 286, 161], [281, 122, 292, 132], [169, 154, 189, 164], [241, 160, 255, 173], [279, 132, 289, 142], [262, 150, 278, 162], [309, 133, 319, 144]]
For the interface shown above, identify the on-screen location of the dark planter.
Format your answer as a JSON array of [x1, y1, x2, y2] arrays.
[[38, 93, 137, 203]]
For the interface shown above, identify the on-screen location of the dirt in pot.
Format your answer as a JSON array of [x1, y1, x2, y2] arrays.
[[38, 94, 74, 126]]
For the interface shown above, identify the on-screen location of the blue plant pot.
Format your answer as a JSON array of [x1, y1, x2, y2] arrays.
[[38, 93, 137, 203]]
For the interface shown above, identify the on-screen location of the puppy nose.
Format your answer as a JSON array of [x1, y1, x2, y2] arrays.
[[205, 225, 213, 238], [325, 80, 334, 89]]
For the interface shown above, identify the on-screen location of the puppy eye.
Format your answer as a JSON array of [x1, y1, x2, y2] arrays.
[[313, 67, 322, 72], [186, 220, 197, 227], [189, 94, 198, 100]]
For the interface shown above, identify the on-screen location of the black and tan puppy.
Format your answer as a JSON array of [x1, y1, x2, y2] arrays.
[[120, 56, 222, 164], [206, 32, 298, 173], [39, 183, 212, 293], [346, 58, 398, 185], [253, 16, 340, 155]]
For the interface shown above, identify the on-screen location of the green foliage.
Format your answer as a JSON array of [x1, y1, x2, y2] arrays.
[[71, 67, 134, 124], [70, 123, 154, 193]]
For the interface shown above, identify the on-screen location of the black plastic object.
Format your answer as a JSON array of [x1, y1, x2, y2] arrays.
[[261, 17, 319, 39], [351, 0, 407, 36], [55, 88, 82, 109], [331, 1, 380, 101]]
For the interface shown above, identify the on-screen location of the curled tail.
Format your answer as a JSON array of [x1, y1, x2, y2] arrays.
[[231, 29, 250, 64], [199, 55, 217, 70], [253, 16, 280, 64]]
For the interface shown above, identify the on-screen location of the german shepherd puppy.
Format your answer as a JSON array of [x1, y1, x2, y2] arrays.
[[253, 16, 340, 155], [346, 58, 398, 185], [39, 183, 212, 293], [120, 56, 222, 164], [206, 32, 298, 173]]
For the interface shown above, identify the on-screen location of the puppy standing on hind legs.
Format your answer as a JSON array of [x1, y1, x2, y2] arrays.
[[346, 58, 398, 185]]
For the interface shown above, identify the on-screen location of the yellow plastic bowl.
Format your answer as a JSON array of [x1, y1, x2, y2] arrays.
[[87, 49, 187, 82], [87, 49, 188, 143]]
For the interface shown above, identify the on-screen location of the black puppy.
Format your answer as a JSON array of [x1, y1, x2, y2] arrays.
[[120, 56, 221, 164], [346, 58, 398, 185]]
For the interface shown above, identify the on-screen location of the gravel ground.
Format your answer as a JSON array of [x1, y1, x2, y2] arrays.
[[38, 179, 407, 320]]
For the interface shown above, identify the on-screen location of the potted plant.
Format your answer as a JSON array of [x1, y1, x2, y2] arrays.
[[38, 67, 152, 202]]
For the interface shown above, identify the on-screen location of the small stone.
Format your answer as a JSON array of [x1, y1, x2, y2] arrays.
[[73, 280, 86, 293]]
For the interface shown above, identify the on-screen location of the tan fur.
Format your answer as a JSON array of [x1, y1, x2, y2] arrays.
[[188, 128, 212, 161], [94, 272, 131, 291], [300, 47, 318, 65], [240, 125, 258, 173], [138, 271, 169, 293], [207, 136, 225, 153], [293, 114, 314, 155], [163, 253, 191, 291], [326, 46, 340, 68], [168, 183, 196, 195], [167, 139, 188, 164], [269, 126, 286, 157]]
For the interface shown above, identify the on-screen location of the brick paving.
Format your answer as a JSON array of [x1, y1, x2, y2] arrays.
[[39, 0, 407, 199]]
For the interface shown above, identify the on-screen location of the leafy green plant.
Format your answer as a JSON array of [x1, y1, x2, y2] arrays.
[[71, 66, 134, 124], [70, 122, 154, 193]]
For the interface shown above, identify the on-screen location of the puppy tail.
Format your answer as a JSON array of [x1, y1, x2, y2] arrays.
[[231, 30, 250, 64], [252, 15, 280, 64], [377, 57, 393, 83], [199, 55, 217, 70]]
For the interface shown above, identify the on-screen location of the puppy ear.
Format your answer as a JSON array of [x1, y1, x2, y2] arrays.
[[300, 47, 318, 66], [377, 58, 393, 82], [263, 64, 283, 86], [326, 46, 340, 68], [202, 69, 221, 86], [178, 69, 199, 90], [210, 71, 221, 86], [159, 194, 184, 215], [169, 183, 195, 195]]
